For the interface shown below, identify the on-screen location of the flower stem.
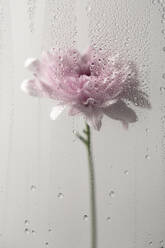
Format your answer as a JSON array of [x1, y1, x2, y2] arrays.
[[76, 123, 97, 248], [85, 123, 97, 248]]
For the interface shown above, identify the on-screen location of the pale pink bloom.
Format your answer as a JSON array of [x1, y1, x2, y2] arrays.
[[21, 47, 150, 130]]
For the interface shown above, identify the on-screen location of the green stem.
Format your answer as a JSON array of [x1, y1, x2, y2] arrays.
[[76, 123, 97, 248], [86, 123, 97, 248]]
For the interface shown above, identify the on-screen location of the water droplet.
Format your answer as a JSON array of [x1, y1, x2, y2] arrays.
[[161, 19, 165, 24], [162, 29, 165, 35], [24, 228, 30, 235], [57, 192, 64, 199], [145, 128, 149, 135], [145, 154, 150, 160], [83, 215, 88, 221], [48, 228, 52, 232], [161, 115, 165, 121], [90, 62, 95, 67], [45, 241, 49, 246], [124, 170, 129, 175], [148, 241, 153, 246], [106, 217, 111, 222], [73, 129, 77, 135], [160, 240, 164, 247], [162, 47, 165, 52], [160, 87, 165, 93], [109, 190, 115, 198], [31, 230, 36, 235], [24, 219, 29, 225], [162, 73, 165, 79], [30, 185, 37, 191], [86, 5, 91, 13]]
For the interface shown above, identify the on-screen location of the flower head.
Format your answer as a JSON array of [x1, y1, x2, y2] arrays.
[[21, 47, 150, 130]]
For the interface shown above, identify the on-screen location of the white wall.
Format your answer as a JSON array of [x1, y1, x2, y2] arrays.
[[0, 0, 164, 247]]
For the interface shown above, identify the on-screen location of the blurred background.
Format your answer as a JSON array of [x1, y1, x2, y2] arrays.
[[0, 0, 164, 247]]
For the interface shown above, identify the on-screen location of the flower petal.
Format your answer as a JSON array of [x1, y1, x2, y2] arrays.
[[103, 100, 138, 128], [50, 106, 65, 120], [21, 79, 42, 97], [21, 78, 56, 98], [24, 57, 39, 72], [100, 99, 118, 108], [86, 111, 103, 131], [21, 48, 151, 129], [68, 106, 81, 116]]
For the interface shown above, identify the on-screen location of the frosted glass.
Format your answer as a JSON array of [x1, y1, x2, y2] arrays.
[[0, 0, 164, 247]]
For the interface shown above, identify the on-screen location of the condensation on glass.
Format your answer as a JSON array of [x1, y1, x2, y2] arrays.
[[0, 0, 164, 248]]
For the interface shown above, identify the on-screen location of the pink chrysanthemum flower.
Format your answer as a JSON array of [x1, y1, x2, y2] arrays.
[[21, 47, 150, 130]]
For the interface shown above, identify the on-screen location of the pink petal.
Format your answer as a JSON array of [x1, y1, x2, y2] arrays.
[[21, 47, 150, 131], [21, 79, 42, 97], [68, 106, 81, 116], [86, 111, 103, 131]]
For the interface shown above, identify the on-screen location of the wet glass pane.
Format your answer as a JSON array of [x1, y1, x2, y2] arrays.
[[0, 0, 164, 247]]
